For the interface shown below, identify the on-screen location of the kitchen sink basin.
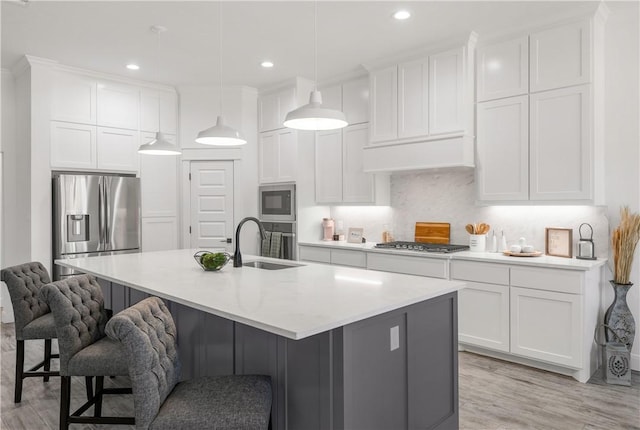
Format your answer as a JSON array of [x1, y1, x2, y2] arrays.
[[243, 261, 302, 270]]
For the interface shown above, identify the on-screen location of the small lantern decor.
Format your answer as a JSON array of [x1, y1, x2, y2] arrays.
[[576, 223, 596, 260]]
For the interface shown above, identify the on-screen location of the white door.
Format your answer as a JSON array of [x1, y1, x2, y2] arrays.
[[189, 161, 234, 250]]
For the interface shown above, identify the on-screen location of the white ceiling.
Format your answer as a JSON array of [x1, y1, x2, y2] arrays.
[[2, 1, 614, 90]]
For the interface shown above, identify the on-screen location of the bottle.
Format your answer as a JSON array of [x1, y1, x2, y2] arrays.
[[500, 230, 508, 252], [322, 218, 334, 241], [490, 231, 498, 253]]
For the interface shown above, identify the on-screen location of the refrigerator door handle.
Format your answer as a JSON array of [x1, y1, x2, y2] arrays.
[[104, 178, 111, 248], [98, 176, 105, 250]]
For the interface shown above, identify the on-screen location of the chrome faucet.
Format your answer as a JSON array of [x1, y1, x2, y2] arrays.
[[233, 217, 267, 267]]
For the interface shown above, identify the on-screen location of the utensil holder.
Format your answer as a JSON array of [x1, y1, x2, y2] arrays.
[[469, 234, 486, 252]]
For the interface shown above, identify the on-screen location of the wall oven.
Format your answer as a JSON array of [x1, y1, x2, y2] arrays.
[[259, 184, 296, 222]]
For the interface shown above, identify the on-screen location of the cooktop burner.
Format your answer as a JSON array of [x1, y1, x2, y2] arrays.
[[375, 241, 469, 253]]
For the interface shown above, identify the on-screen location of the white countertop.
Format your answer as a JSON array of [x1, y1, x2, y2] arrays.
[[298, 240, 607, 270], [56, 249, 465, 340]]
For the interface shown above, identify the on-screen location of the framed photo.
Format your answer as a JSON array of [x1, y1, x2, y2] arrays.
[[545, 228, 573, 258], [347, 227, 364, 244]]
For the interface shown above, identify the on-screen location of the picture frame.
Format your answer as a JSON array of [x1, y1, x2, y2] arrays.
[[545, 227, 573, 258], [347, 227, 364, 244]]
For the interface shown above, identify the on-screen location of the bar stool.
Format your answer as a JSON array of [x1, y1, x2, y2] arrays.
[[1, 262, 60, 403], [40, 274, 134, 429], [105, 296, 272, 430]]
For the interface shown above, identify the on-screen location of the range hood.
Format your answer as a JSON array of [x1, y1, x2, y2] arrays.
[[362, 134, 475, 173]]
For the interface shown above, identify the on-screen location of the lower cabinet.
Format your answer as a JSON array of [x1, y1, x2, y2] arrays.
[[458, 281, 509, 352], [367, 253, 447, 279], [298, 245, 366, 268]]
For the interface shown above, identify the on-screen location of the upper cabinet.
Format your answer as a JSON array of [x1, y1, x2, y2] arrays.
[[97, 81, 139, 130], [530, 21, 591, 93], [140, 90, 178, 135], [258, 78, 314, 133], [342, 77, 369, 125], [476, 8, 607, 205], [477, 36, 528, 102], [363, 34, 476, 173], [51, 71, 97, 124], [259, 129, 297, 184]]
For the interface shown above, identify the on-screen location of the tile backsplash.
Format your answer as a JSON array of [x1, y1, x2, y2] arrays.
[[331, 169, 610, 259]]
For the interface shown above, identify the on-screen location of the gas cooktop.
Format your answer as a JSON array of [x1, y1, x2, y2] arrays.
[[375, 241, 469, 253]]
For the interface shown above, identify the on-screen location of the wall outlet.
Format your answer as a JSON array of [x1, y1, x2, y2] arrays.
[[390, 325, 399, 351]]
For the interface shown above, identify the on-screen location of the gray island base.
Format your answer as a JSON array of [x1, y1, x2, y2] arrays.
[[57, 250, 461, 430]]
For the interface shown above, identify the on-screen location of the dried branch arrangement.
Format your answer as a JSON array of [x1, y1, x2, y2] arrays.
[[612, 206, 640, 284]]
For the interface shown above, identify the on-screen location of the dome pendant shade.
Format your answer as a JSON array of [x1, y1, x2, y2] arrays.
[[196, 115, 247, 146], [138, 132, 181, 155], [283, 90, 348, 131]]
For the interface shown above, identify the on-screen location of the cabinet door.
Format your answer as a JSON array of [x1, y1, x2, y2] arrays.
[[97, 82, 139, 130], [259, 131, 278, 183], [530, 85, 591, 201], [458, 282, 510, 352], [159, 91, 178, 135], [318, 84, 342, 111], [530, 20, 591, 92], [429, 48, 464, 135], [298, 246, 331, 264], [277, 129, 297, 182], [141, 217, 178, 252], [50, 121, 97, 169], [477, 36, 528, 101], [342, 76, 369, 125], [476, 96, 529, 201], [141, 90, 178, 135], [51, 72, 97, 124], [258, 92, 280, 132], [342, 124, 374, 203], [510, 286, 582, 368], [315, 129, 343, 203], [369, 66, 398, 143], [140, 133, 178, 217], [398, 58, 429, 139], [96, 127, 139, 172]]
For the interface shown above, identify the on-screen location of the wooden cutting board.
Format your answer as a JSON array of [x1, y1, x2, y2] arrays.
[[415, 222, 450, 244]]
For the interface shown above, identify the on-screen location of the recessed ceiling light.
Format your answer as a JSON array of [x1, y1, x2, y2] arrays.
[[126, 64, 140, 70], [261, 61, 274, 68], [393, 10, 411, 20]]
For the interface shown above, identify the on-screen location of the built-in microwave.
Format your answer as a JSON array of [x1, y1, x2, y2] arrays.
[[259, 184, 296, 222]]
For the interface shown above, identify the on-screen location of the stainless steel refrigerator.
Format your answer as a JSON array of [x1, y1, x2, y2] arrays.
[[52, 173, 141, 280]]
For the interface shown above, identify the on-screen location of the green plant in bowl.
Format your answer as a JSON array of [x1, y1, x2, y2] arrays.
[[193, 251, 231, 271]]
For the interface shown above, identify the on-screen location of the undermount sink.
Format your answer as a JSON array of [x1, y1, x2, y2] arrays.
[[243, 261, 302, 270]]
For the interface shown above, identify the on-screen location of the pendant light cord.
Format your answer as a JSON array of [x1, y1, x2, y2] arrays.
[[219, 1, 223, 115], [313, 0, 317, 91], [156, 28, 162, 134]]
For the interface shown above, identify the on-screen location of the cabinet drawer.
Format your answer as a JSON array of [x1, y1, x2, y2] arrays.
[[367, 253, 447, 278], [511, 267, 582, 295], [331, 249, 366, 268], [459, 282, 510, 352], [450, 261, 509, 285], [298, 246, 331, 264]]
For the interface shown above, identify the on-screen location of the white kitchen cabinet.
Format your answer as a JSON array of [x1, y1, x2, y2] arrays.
[[458, 282, 510, 353], [96, 127, 139, 172], [50, 121, 97, 169], [51, 72, 97, 124], [298, 246, 331, 264], [142, 217, 178, 252], [530, 20, 591, 93], [259, 129, 297, 183], [97, 81, 139, 130], [298, 245, 366, 268], [398, 58, 429, 139], [342, 76, 369, 125], [140, 90, 177, 135], [367, 253, 447, 279], [476, 95, 529, 201], [530, 85, 591, 201], [429, 47, 464, 135], [369, 66, 398, 143], [510, 286, 582, 368], [316, 124, 389, 205], [318, 84, 342, 111], [140, 132, 178, 217], [477, 36, 528, 102], [258, 87, 295, 132]]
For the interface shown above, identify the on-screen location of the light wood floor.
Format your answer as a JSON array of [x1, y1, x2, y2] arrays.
[[1, 322, 639, 430]]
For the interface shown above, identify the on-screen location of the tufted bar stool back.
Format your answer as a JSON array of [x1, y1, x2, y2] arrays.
[[40, 274, 134, 429], [1, 262, 60, 403], [106, 296, 272, 430]]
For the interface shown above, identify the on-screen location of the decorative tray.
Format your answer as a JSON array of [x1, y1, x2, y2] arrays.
[[502, 251, 543, 257], [193, 251, 232, 271]]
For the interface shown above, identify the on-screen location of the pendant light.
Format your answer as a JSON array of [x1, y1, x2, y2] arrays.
[[196, 2, 246, 146], [283, 2, 348, 131], [138, 25, 182, 155]]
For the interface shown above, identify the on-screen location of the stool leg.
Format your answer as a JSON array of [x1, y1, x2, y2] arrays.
[[85, 376, 93, 402], [60, 376, 71, 430], [15, 340, 24, 403], [44, 339, 52, 382], [94, 376, 104, 417]]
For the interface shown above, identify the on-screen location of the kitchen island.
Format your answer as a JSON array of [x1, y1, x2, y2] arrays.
[[57, 249, 466, 430]]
